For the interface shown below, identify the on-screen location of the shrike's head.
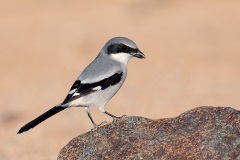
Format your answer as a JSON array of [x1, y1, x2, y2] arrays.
[[102, 37, 145, 63]]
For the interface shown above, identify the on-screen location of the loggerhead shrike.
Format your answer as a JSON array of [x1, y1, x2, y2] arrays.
[[18, 37, 145, 134]]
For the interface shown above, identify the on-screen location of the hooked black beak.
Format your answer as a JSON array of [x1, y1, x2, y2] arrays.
[[132, 50, 145, 59]]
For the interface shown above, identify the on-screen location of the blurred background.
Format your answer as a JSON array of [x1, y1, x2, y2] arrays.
[[1, 0, 240, 159]]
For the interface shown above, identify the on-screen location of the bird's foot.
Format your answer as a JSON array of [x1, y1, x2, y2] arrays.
[[91, 121, 107, 132], [113, 115, 127, 122]]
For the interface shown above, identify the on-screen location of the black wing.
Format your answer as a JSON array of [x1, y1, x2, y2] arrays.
[[62, 71, 123, 105]]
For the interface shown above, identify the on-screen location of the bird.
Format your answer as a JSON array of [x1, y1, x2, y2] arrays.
[[17, 37, 145, 134]]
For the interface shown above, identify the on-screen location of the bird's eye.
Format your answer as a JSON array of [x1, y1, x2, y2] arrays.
[[122, 46, 127, 50]]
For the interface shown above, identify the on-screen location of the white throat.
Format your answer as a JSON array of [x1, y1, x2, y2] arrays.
[[110, 53, 132, 64]]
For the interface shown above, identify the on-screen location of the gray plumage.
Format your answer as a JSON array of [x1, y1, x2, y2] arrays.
[[18, 37, 145, 134]]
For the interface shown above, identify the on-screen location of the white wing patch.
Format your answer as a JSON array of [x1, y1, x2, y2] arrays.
[[92, 86, 102, 91], [68, 88, 77, 94], [74, 92, 80, 96]]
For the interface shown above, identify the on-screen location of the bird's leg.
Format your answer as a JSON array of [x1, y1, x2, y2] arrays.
[[84, 107, 97, 127], [84, 107, 106, 131], [104, 111, 126, 122]]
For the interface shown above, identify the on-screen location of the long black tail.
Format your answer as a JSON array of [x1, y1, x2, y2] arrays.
[[17, 106, 66, 134]]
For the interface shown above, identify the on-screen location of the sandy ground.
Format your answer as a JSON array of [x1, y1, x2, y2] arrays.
[[1, 0, 240, 159]]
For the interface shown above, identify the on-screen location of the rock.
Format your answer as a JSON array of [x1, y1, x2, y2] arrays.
[[58, 106, 240, 160]]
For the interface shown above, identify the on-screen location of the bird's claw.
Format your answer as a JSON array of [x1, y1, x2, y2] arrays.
[[113, 115, 127, 122], [91, 121, 107, 132]]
